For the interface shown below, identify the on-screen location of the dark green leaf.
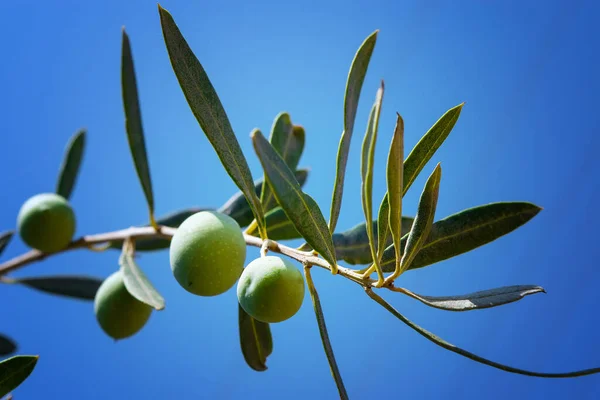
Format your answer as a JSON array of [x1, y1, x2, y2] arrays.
[[0, 355, 38, 398], [120, 251, 165, 310], [218, 169, 309, 228], [251, 129, 337, 272], [109, 207, 210, 251], [238, 303, 272, 372], [381, 202, 542, 272], [264, 208, 301, 241], [0, 335, 16, 357], [261, 113, 305, 211], [399, 285, 545, 311], [360, 84, 385, 281], [0, 231, 13, 256], [329, 30, 378, 233], [158, 5, 266, 238], [13, 275, 103, 301], [367, 289, 600, 378], [122, 29, 156, 225], [386, 114, 404, 275], [403, 103, 463, 196], [399, 163, 441, 274], [304, 267, 348, 399], [333, 217, 414, 265], [56, 129, 86, 200]]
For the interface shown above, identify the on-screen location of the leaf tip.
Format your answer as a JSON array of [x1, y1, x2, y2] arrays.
[[250, 128, 261, 140]]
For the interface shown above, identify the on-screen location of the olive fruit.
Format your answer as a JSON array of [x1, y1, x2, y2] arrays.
[[169, 211, 246, 296], [237, 256, 305, 323], [94, 270, 153, 340], [17, 193, 76, 253]]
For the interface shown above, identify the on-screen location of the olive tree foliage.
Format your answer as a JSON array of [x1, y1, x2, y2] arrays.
[[1, 5, 599, 399]]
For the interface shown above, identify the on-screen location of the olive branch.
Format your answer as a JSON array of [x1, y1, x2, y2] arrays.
[[1, 4, 599, 399]]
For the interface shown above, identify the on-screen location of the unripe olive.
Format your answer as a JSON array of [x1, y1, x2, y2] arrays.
[[94, 270, 153, 340], [237, 256, 305, 323], [169, 211, 246, 296], [17, 193, 76, 253]]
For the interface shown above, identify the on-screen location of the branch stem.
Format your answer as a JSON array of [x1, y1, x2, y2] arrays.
[[0, 225, 371, 288]]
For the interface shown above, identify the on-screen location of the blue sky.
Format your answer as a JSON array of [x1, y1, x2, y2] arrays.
[[1, 0, 600, 398]]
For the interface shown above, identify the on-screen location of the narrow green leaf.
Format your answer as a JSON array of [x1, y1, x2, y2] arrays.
[[399, 285, 545, 311], [0, 231, 13, 256], [218, 169, 309, 228], [238, 303, 272, 372], [264, 208, 301, 241], [360, 83, 385, 282], [55, 129, 86, 200], [261, 113, 305, 211], [0, 335, 16, 357], [400, 163, 441, 273], [403, 103, 463, 196], [381, 202, 542, 272], [367, 288, 600, 378], [251, 129, 337, 272], [386, 114, 404, 277], [329, 30, 378, 233], [0, 355, 38, 398], [332, 217, 414, 265], [12, 275, 103, 301], [158, 5, 266, 238], [121, 29, 156, 226], [376, 194, 390, 261], [120, 251, 165, 310], [305, 267, 348, 400]]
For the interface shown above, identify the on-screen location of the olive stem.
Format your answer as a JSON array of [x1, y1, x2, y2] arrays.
[[0, 225, 374, 289]]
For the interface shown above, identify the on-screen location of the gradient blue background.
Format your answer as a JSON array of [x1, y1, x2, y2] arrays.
[[1, 0, 599, 398]]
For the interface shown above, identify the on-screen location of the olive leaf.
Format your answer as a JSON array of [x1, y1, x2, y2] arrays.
[[399, 163, 441, 274], [9, 275, 103, 301], [304, 267, 348, 399], [56, 129, 86, 200], [0, 355, 39, 398], [403, 103, 463, 196], [238, 304, 272, 372], [264, 208, 301, 241], [385, 114, 404, 276], [121, 29, 157, 227], [158, 5, 267, 238], [218, 169, 309, 228], [247, 207, 302, 241], [260, 113, 305, 211], [251, 129, 338, 272], [380, 202, 542, 272], [332, 217, 414, 265], [360, 83, 385, 281], [376, 194, 390, 261], [0, 231, 13, 256], [120, 242, 165, 310], [0, 335, 16, 357], [367, 289, 600, 378], [398, 285, 545, 311], [329, 30, 378, 233]]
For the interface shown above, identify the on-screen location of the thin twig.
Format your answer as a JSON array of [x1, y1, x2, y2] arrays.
[[0, 225, 371, 288]]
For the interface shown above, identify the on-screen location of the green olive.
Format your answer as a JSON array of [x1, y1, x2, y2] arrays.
[[169, 211, 246, 296], [17, 193, 76, 253], [94, 270, 153, 340], [237, 256, 305, 323]]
